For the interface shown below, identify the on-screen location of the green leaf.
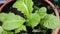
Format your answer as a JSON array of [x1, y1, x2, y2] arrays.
[[13, 0, 33, 17], [36, 7, 47, 18], [15, 25, 26, 33], [24, 0, 33, 14], [32, 29, 47, 33], [40, 14, 60, 29], [26, 13, 41, 27], [0, 26, 14, 34], [21, 25, 26, 31], [0, 13, 7, 22], [2, 31, 14, 34], [2, 13, 25, 30], [0, 26, 3, 34], [32, 29, 40, 32], [53, 0, 58, 2]]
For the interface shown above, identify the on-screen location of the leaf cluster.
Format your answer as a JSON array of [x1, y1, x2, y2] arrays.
[[0, 0, 60, 34]]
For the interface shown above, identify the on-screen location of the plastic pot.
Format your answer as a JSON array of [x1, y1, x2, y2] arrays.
[[0, 0, 13, 11]]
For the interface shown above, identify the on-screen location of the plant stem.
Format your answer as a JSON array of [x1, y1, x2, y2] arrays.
[[44, 0, 59, 19]]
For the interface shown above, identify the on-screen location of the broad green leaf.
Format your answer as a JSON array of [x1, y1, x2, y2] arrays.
[[13, 0, 29, 17], [36, 7, 47, 18], [2, 31, 14, 34], [15, 25, 26, 33], [0, 26, 3, 34], [13, 0, 33, 17], [2, 13, 25, 30], [24, 0, 33, 14], [0, 26, 14, 34], [0, 13, 7, 22], [26, 13, 41, 27], [40, 14, 60, 29]]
